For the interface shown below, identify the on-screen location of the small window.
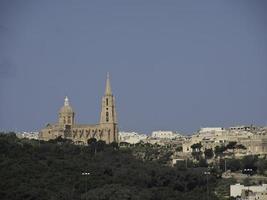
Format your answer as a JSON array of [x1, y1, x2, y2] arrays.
[[106, 112, 109, 122], [106, 98, 108, 106]]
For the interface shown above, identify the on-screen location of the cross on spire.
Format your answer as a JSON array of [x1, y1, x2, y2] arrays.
[[64, 96, 70, 106]]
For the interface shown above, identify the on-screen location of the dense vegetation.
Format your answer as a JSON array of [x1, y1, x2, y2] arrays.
[[0, 133, 220, 200], [190, 142, 267, 175], [122, 142, 174, 165]]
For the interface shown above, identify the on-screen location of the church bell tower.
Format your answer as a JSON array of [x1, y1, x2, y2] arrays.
[[100, 73, 117, 124], [100, 73, 118, 142], [58, 96, 75, 127]]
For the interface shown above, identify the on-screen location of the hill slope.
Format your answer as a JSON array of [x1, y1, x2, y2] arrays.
[[0, 133, 218, 200]]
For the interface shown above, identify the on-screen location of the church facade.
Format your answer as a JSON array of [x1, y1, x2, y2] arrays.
[[39, 75, 118, 144]]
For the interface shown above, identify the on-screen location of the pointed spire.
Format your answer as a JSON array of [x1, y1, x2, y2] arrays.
[[105, 72, 112, 95], [64, 96, 69, 106]]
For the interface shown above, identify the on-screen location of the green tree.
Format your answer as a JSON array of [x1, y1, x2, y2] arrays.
[[87, 138, 97, 145], [256, 158, 267, 175], [226, 141, 237, 150], [191, 143, 202, 152], [204, 148, 214, 159], [235, 144, 246, 150], [241, 155, 258, 173], [175, 146, 183, 152], [191, 143, 202, 160], [214, 145, 226, 158], [110, 141, 119, 150], [0, 133, 220, 200], [198, 158, 208, 167], [96, 140, 106, 152], [87, 138, 97, 154], [119, 142, 130, 147], [227, 159, 241, 172]]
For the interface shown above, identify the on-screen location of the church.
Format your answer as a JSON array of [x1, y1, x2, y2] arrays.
[[39, 74, 118, 144]]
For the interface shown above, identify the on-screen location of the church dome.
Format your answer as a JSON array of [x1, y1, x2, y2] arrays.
[[59, 105, 73, 113], [59, 97, 74, 113]]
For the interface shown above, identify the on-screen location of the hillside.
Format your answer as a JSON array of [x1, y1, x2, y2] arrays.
[[0, 133, 219, 200]]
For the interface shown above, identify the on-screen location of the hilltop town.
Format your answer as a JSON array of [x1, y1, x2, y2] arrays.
[[119, 125, 267, 159]]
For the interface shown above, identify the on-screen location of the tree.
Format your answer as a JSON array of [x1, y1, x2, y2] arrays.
[[87, 138, 97, 145], [110, 141, 119, 150], [227, 159, 241, 172], [82, 184, 151, 200], [119, 142, 130, 147], [191, 143, 202, 152], [198, 158, 208, 167], [96, 140, 106, 152], [241, 155, 258, 173], [204, 148, 214, 159], [215, 178, 236, 200], [191, 143, 202, 160], [214, 145, 226, 158], [235, 144, 246, 150], [48, 136, 72, 144], [175, 146, 183, 152], [158, 151, 173, 165], [225, 142, 246, 156], [0, 133, 220, 200], [256, 158, 267, 175], [226, 142, 237, 150], [87, 138, 97, 154]]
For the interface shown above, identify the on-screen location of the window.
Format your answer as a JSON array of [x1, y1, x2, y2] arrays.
[[106, 112, 109, 122], [106, 98, 108, 106]]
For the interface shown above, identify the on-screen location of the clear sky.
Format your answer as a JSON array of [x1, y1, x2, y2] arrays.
[[0, 0, 267, 134]]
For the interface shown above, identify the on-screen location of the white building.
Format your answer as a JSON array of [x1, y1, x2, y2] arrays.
[[119, 132, 147, 144], [182, 126, 267, 155], [151, 131, 181, 139], [229, 125, 257, 131], [16, 131, 39, 140], [230, 183, 267, 198], [199, 127, 224, 133]]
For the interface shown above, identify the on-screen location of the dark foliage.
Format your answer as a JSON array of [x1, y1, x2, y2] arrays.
[[0, 133, 219, 200], [204, 148, 214, 159]]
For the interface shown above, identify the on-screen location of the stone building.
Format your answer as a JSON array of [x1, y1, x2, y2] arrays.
[[151, 130, 182, 139], [230, 183, 267, 198], [182, 126, 267, 156], [39, 74, 118, 144]]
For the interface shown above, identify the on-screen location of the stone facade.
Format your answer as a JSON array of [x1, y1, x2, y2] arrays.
[[182, 127, 267, 156], [151, 131, 181, 139], [39, 74, 118, 144], [119, 132, 148, 144], [230, 183, 267, 198]]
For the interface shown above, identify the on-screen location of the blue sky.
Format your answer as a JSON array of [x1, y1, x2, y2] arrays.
[[0, 0, 267, 134]]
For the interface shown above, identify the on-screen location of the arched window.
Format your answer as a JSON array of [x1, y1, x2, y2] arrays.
[[106, 112, 109, 122]]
